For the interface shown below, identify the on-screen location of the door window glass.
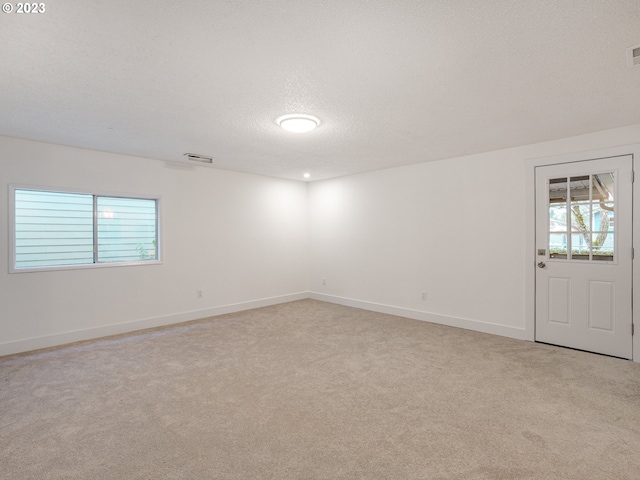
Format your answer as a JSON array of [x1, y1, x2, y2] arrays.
[[548, 173, 614, 261]]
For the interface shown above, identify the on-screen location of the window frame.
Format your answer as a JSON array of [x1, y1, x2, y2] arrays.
[[8, 184, 162, 273], [545, 171, 617, 263]]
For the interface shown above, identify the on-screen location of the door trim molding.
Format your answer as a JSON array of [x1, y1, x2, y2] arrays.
[[525, 143, 640, 363]]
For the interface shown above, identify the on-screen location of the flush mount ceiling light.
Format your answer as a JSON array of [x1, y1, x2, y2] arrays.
[[276, 114, 320, 133]]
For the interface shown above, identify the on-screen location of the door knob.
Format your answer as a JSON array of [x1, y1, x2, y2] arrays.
[[537, 261, 546, 268]]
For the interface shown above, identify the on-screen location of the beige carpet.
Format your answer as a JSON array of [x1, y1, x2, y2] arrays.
[[1, 299, 639, 479]]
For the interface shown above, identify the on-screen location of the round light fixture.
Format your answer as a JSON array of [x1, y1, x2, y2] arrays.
[[303, 173, 311, 179], [277, 114, 320, 133]]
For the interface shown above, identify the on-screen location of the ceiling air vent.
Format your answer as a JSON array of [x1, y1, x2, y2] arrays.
[[627, 44, 640, 68], [183, 153, 213, 164]]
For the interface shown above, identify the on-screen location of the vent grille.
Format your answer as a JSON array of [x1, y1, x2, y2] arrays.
[[627, 44, 640, 68], [183, 153, 213, 164]]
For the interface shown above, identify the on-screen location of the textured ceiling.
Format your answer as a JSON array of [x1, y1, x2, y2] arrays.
[[1, 1, 639, 181]]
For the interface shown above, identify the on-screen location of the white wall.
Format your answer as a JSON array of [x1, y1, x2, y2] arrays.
[[3, 124, 640, 356], [0, 136, 309, 355], [308, 124, 640, 340]]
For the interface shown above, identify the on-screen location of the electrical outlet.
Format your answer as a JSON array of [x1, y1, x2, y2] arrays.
[[421, 291, 427, 301], [322, 278, 326, 286], [197, 290, 203, 298]]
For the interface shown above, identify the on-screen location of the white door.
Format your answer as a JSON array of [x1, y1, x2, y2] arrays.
[[535, 156, 633, 359]]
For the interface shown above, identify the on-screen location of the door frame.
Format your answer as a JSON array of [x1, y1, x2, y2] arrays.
[[525, 143, 640, 363]]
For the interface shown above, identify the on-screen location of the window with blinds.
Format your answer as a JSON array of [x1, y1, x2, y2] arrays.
[[12, 188, 159, 271]]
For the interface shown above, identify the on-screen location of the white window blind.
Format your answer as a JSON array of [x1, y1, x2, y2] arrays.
[[14, 190, 94, 269], [12, 188, 159, 271]]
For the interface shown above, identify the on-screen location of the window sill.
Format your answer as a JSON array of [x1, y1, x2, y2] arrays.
[[9, 259, 163, 274]]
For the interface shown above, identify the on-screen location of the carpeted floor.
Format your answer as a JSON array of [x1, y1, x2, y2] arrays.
[[1, 299, 639, 479]]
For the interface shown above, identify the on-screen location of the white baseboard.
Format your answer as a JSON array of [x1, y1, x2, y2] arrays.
[[1, 291, 527, 357], [309, 292, 526, 341], [0, 292, 308, 357]]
